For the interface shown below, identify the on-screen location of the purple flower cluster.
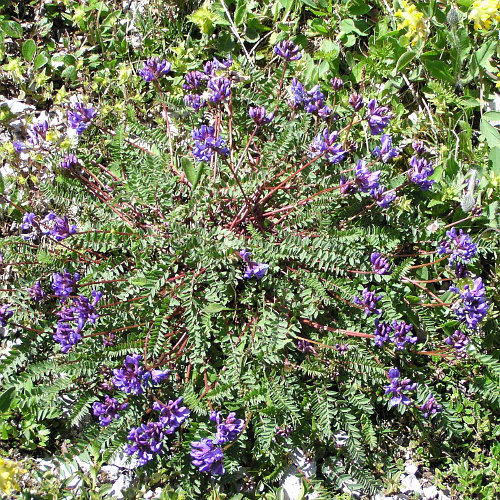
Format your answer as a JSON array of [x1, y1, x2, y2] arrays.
[[409, 156, 434, 190], [41, 212, 77, 241], [211, 411, 245, 444], [309, 129, 345, 164], [249, 106, 274, 126], [421, 393, 442, 418], [371, 252, 391, 275], [126, 421, 166, 466], [349, 93, 364, 111], [366, 99, 391, 135], [297, 339, 317, 355], [371, 186, 397, 208], [373, 134, 399, 163], [27, 119, 48, 145], [445, 330, 470, 358], [28, 281, 46, 301], [191, 410, 245, 476], [52, 270, 80, 302], [289, 78, 331, 117], [113, 354, 170, 395], [331, 77, 343, 90], [192, 125, 229, 162], [274, 40, 302, 61], [438, 228, 477, 265], [353, 288, 383, 316], [340, 160, 381, 195], [183, 56, 233, 110], [60, 154, 79, 170], [152, 397, 190, 434], [239, 249, 269, 279], [451, 278, 489, 329], [384, 368, 417, 407], [138, 57, 171, 82], [0, 304, 13, 327], [374, 319, 418, 350], [190, 439, 225, 475], [93, 396, 128, 426], [53, 289, 102, 353], [68, 102, 97, 135]]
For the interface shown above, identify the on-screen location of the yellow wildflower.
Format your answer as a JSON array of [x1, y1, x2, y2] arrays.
[[496, 72, 500, 88], [468, 0, 500, 29], [395, 1, 427, 45], [0, 457, 22, 495]]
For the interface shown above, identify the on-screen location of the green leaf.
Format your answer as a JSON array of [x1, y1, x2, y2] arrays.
[[0, 387, 16, 411], [482, 112, 500, 122], [34, 52, 49, 69], [203, 302, 232, 314], [480, 119, 500, 149], [395, 50, 416, 72], [489, 147, 500, 176], [181, 157, 203, 189], [22, 39, 36, 61], [61, 65, 77, 80], [1, 20, 23, 38], [0, 170, 4, 194], [234, 1, 247, 26]]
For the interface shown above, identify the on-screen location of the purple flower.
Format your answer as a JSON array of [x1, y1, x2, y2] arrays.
[[373, 134, 399, 163], [354, 160, 381, 193], [52, 270, 80, 302], [421, 393, 442, 418], [28, 281, 45, 301], [366, 99, 391, 135], [210, 411, 245, 444], [0, 304, 13, 327], [113, 354, 148, 395], [412, 140, 426, 155], [384, 368, 417, 407], [184, 94, 207, 111], [353, 287, 383, 316], [204, 56, 233, 76], [152, 397, 190, 434], [190, 438, 225, 475], [276, 425, 292, 437], [27, 119, 48, 145], [60, 290, 102, 331], [445, 330, 470, 358], [331, 77, 344, 90], [349, 93, 364, 111], [451, 277, 489, 329], [309, 129, 346, 164], [370, 186, 396, 208], [68, 102, 97, 135], [41, 214, 77, 241], [13, 141, 26, 152], [374, 319, 392, 347], [297, 339, 317, 355], [92, 396, 128, 426], [138, 57, 171, 82], [339, 177, 357, 195], [183, 70, 206, 90], [335, 343, 349, 355], [238, 249, 269, 279], [274, 40, 302, 61], [409, 155, 434, 190], [60, 154, 79, 170], [208, 77, 231, 103], [437, 228, 477, 265], [391, 320, 418, 350], [53, 322, 82, 353], [126, 421, 165, 466], [370, 252, 391, 275], [239, 249, 251, 262], [192, 125, 229, 162], [455, 263, 469, 279], [249, 106, 274, 126], [21, 212, 36, 231], [289, 78, 307, 108]]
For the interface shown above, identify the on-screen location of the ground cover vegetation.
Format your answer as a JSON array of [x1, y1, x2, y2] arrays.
[[0, 0, 499, 498]]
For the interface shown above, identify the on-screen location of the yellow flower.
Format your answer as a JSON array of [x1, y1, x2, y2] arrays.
[[468, 0, 500, 29], [496, 72, 500, 88], [0, 457, 22, 495], [395, 1, 427, 45]]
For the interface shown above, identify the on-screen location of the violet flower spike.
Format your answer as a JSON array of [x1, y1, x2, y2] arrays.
[[353, 288, 383, 316], [0, 304, 13, 327], [190, 438, 225, 475], [370, 252, 392, 275], [274, 40, 302, 61], [138, 57, 171, 82], [68, 102, 97, 135], [421, 393, 442, 418], [249, 106, 274, 126], [126, 421, 165, 466], [354, 159, 381, 193], [92, 396, 128, 426], [152, 397, 190, 434], [383, 368, 417, 407], [366, 98, 391, 135], [373, 134, 399, 163]]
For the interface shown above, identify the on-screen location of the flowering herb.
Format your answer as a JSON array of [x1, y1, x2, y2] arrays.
[[438, 228, 477, 265], [274, 40, 302, 61], [138, 57, 171, 82], [451, 278, 490, 329], [373, 134, 399, 163], [239, 249, 269, 279], [68, 102, 97, 135], [190, 438, 225, 475], [0, 305, 13, 327], [445, 330, 470, 358], [353, 288, 383, 316], [384, 368, 417, 407], [249, 106, 274, 126], [113, 354, 169, 395], [371, 252, 392, 275], [192, 125, 229, 162], [366, 99, 391, 135], [152, 397, 190, 434], [126, 421, 165, 466], [421, 393, 442, 418], [309, 129, 345, 164], [52, 270, 80, 302], [210, 411, 245, 445], [409, 156, 434, 190], [60, 154, 79, 170], [27, 119, 48, 145], [28, 281, 45, 301], [297, 339, 317, 355], [92, 396, 128, 426]]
